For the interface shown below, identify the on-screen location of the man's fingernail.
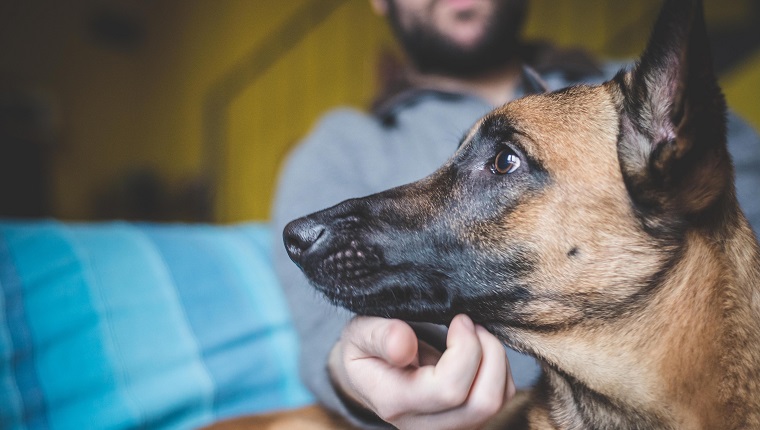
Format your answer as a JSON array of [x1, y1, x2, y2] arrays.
[[460, 314, 474, 330]]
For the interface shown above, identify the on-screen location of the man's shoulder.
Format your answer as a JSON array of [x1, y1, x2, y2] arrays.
[[295, 107, 384, 152], [315, 107, 378, 131], [542, 59, 632, 89], [289, 107, 387, 164]]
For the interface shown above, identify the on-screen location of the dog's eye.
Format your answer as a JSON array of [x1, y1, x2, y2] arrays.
[[491, 149, 521, 175]]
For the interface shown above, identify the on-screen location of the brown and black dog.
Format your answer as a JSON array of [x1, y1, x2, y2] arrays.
[[280, 0, 760, 428]]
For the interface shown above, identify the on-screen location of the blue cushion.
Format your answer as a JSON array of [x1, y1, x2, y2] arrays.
[[0, 220, 314, 430]]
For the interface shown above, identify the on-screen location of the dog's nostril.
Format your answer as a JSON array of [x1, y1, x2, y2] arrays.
[[283, 218, 326, 263]]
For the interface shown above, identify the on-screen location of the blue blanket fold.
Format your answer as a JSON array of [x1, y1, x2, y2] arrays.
[[0, 220, 313, 430]]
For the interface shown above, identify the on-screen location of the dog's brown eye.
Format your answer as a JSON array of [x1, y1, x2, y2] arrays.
[[492, 149, 521, 174]]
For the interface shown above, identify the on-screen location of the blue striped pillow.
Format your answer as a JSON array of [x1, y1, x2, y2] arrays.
[[0, 221, 314, 430]]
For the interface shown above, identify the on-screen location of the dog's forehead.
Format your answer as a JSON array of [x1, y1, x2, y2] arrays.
[[478, 84, 621, 175]]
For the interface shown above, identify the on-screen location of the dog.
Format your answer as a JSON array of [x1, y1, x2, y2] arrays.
[[279, 0, 760, 428]]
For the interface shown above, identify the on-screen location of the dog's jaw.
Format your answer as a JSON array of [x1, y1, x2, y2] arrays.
[[284, 211, 462, 323], [283, 185, 544, 328]]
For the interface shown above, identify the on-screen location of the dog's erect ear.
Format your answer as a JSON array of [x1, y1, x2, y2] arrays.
[[617, 0, 729, 217]]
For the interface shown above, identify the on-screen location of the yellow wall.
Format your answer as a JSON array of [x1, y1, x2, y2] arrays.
[[723, 51, 760, 131], [222, 1, 395, 221], [4, 0, 757, 222], [36, 1, 395, 221], [525, 0, 753, 57]]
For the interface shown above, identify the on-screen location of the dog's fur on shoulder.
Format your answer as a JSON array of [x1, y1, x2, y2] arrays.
[[282, 0, 760, 428]]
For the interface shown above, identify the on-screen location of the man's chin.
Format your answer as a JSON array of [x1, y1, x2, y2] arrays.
[[442, 27, 489, 51]]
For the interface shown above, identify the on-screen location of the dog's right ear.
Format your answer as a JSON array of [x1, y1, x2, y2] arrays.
[[615, 0, 730, 218]]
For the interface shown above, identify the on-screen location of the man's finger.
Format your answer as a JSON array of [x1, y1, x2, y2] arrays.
[[395, 326, 511, 430], [460, 325, 509, 418], [346, 317, 418, 367], [403, 314, 483, 412]]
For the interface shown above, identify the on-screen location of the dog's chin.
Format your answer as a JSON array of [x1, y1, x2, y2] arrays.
[[307, 266, 457, 324]]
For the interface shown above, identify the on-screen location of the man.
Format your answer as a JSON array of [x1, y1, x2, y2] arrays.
[[271, 1, 760, 429]]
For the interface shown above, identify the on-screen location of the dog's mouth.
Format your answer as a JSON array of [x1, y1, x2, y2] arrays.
[[303, 240, 384, 300], [315, 278, 452, 319], [315, 241, 383, 284], [302, 242, 457, 322]]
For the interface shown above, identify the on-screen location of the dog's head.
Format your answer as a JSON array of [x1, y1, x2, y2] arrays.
[[284, 0, 731, 354]]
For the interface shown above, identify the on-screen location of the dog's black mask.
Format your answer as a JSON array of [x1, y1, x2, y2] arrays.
[[283, 130, 547, 329]]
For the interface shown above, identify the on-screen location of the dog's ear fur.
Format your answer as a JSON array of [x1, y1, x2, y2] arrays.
[[616, 0, 729, 218]]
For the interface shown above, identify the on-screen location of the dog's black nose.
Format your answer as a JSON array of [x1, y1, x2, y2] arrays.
[[283, 217, 326, 264]]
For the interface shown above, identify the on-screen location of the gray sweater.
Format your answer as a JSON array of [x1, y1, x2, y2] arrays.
[[271, 70, 760, 428]]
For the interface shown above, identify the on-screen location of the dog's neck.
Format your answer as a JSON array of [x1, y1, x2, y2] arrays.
[[526, 213, 760, 429], [712, 214, 760, 428]]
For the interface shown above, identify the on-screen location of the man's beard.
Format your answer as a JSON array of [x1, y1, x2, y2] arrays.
[[387, 0, 527, 78]]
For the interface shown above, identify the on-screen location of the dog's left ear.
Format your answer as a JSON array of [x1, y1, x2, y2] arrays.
[[617, 0, 729, 216]]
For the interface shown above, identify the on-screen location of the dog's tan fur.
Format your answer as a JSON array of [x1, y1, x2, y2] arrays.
[[464, 2, 759, 426], [450, 71, 760, 430], [219, 0, 760, 428]]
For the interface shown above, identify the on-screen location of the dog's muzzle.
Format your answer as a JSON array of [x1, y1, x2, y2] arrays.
[[283, 215, 385, 292]]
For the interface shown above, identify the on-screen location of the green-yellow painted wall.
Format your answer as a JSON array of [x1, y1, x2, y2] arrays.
[[6, 1, 756, 222], [723, 50, 760, 131], [222, 1, 396, 222], [35, 1, 395, 221]]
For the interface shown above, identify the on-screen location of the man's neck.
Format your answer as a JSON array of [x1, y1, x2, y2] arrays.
[[406, 61, 522, 107]]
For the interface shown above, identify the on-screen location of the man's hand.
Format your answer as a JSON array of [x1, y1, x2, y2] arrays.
[[328, 314, 515, 430]]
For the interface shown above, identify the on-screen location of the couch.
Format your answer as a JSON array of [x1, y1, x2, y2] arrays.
[[0, 220, 314, 429]]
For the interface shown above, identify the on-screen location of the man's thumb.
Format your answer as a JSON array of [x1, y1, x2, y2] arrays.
[[349, 317, 418, 367]]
